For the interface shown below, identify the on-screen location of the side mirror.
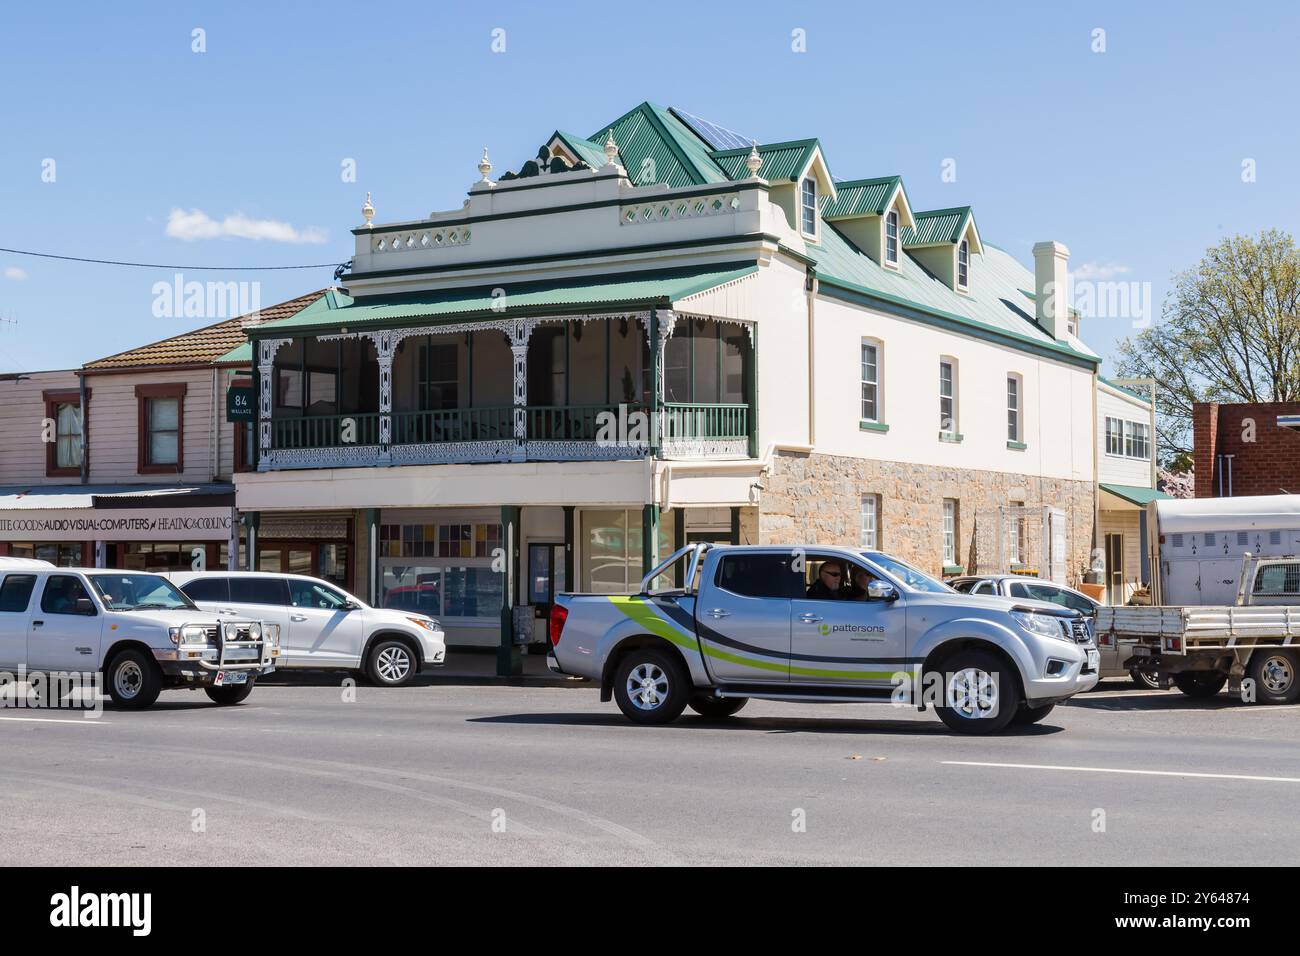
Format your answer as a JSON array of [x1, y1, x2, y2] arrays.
[[75, 597, 96, 615], [341, 600, 361, 611], [866, 581, 898, 602]]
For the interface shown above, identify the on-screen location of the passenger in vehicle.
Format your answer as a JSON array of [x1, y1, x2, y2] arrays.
[[807, 560, 846, 599], [845, 565, 879, 600]]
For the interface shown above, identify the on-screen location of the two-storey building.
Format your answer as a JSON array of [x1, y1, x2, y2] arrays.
[[232, 102, 1109, 668]]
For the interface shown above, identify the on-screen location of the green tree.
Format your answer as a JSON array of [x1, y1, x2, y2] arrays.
[[1115, 229, 1300, 455]]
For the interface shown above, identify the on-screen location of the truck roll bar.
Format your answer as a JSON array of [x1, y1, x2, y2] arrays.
[[639, 542, 713, 595]]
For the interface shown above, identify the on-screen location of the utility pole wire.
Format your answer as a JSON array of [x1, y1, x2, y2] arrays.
[[0, 246, 345, 271]]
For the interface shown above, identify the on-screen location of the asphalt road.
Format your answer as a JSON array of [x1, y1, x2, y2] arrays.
[[1, 676, 1297, 866]]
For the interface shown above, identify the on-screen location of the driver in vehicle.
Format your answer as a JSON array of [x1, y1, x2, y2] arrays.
[[807, 560, 846, 599], [845, 565, 880, 600]]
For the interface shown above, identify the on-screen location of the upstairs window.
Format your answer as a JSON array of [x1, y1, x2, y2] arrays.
[[1105, 417, 1124, 456], [43, 389, 86, 478], [860, 341, 880, 422], [1125, 421, 1151, 460], [885, 210, 899, 265], [800, 177, 818, 237], [939, 359, 957, 434], [1007, 374, 1022, 442], [957, 239, 970, 288], [135, 383, 187, 474]]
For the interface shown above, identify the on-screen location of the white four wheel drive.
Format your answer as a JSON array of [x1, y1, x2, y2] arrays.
[[0, 562, 279, 709], [167, 571, 446, 686]]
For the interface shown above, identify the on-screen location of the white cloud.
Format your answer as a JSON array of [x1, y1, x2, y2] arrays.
[[165, 208, 328, 244], [3, 266, 26, 280], [1072, 261, 1131, 281]]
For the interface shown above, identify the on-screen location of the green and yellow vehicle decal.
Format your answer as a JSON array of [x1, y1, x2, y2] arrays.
[[608, 595, 919, 682]]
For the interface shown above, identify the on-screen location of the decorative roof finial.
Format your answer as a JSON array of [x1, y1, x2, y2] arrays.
[[361, 191, 375, 227], [478, 147, 493, 183], [604, 129, 619, 165], [745, 141, 762, 177]]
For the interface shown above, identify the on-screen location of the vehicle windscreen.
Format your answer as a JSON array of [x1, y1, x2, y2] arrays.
[[862, 553, 953, 593], [89, 574, 197, 611]]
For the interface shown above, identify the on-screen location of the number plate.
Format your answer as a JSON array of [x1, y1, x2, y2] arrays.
[[1087, 648, 1100, 669], [214, 670, 248, 686], [1132, 645, 1153, 657]]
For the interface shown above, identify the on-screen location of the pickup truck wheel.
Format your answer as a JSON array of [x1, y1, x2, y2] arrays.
[[688, 694, 748, 720], [1172, 672, 1227, 698], [366, 639, 416, 687], [934, 650, 1020, 734], [105, 649, 162, 709], [1248, 650, 1300, 705], [613, 649, 688, 724], [1011, 702, 1055, 726], [1130, 666, 1162, 690], [205, 681, 255, 705]]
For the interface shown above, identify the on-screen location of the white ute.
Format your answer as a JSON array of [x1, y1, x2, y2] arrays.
[[0, 561, 278, 708], [168, 571, 446, 686]]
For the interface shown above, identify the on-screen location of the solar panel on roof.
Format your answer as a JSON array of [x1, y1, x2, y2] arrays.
[[670, 107, 756, 151]]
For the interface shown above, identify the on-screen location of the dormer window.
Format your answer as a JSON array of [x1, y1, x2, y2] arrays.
[[957, 239, 970, 289], [885, 210, 899, 266], [800, 177, 818, 237]]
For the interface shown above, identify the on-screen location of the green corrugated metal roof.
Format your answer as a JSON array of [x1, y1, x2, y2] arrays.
[[252, 265, 759, 334], [820, 176, 901, 219], [1100, 483, 1170, 506], [1099, 376, 1152, 404], [710, 139, 821, 183], [802, 223, 1099, 364], [551, 130, 609, 171], [216, 342, 251, 364], [902, 207, 972, 246], [590, 102, 728, 189]]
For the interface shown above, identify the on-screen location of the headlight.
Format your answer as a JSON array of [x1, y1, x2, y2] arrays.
[[1011, 610, 1072, 643], [247, 622, 262, 640], [407, 617, 441, 632], [178, 624, 210, 645], [264, 623, 280, 647]]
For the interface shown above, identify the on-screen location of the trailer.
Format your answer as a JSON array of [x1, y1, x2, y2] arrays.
[[1097, 553, 1300, 702]]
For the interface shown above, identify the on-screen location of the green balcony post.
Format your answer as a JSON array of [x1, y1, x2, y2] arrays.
[[498, 505, 523, 677]]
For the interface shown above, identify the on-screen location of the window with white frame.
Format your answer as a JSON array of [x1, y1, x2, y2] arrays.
[[860, 341, 879, 422], [1008, 502, 1025, 566], [1125, 421, 1151, 459], [885, 209, 899, 265], [1105, 417, 1124, 456], [800, 177, 818, 237], [860, 494, 880, 549], [942, 499, 958, 566], [939, 359, 957, 433], [957, 239, 970, 288], [1007, 374, 1021, 443]]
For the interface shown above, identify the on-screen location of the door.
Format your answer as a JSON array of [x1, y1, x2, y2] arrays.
[[698, 551, 795, 683], [225, 576, 293, 661], [789, 556, 909, 687], [27, 574, 103, 672], [0, 573, 38, 669], [1105, 533, 1124, 605], [286, 577, 368, 665]]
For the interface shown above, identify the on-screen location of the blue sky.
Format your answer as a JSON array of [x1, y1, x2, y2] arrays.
[[1, 0, 1297, 373]]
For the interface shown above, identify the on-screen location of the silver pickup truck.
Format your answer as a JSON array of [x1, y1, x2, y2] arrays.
[[548, 544, 1099, 734]]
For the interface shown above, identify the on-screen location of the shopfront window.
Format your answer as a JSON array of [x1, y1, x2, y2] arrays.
[[579, 509, 674, 593], [8, 543, 81, 567], [120, 542, 211, 573], [378, 519, 503, 620]]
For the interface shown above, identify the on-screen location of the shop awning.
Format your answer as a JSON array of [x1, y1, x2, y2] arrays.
[[0, 484, 234, 510], [254, 264, 760, 335], [1099, 483, 1171, 508]]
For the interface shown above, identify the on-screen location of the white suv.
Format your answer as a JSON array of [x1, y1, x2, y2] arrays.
[[168, 571, 445, 686]]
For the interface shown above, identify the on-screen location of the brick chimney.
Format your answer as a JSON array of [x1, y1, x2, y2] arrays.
[[1032, 241, 1070, 341], [1192, 402, 1219, 497]]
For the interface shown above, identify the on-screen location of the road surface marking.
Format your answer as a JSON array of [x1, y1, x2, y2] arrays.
[[0, 715, 108, 725], [943, 760, 1300, 784]]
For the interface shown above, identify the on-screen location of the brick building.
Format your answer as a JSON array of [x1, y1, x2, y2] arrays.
[[1192, 401, 1300, 497]]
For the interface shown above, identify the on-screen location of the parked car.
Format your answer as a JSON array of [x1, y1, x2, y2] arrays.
[[0, 565, 278, 708], [949, 574, 1158, 689], [167, 571, 446, 686], [549, 544, 1099, 734], [1100, 554, 1300, 703]]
